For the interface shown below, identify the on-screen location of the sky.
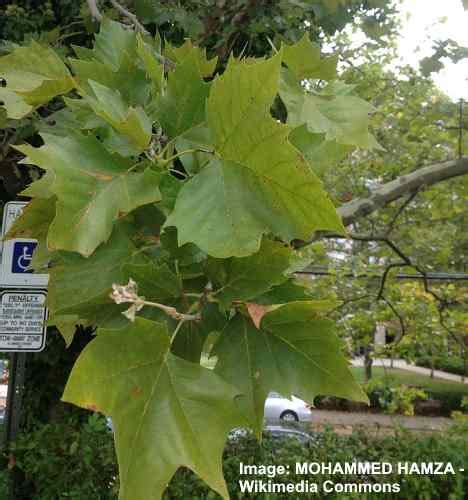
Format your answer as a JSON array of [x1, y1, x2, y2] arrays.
[[397, 0, 468, 100]]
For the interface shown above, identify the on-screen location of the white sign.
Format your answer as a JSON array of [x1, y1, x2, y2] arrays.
[[0, 201, 49, 288], [0, 290, 47, 352]]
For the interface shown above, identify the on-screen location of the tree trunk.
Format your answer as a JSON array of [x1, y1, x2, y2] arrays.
[[364, 347, 373, 382]]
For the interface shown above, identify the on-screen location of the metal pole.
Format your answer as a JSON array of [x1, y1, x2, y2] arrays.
[[3, 352, 27, 500]]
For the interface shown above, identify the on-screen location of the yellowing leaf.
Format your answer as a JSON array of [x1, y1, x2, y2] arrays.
[[0, 41, 74, 118], [63, 318, 242, 500], [164, 40, 217, 77], [136, 35, 164, 92], [282, 34, 338, 81], [17, 133, 161, 256], [86, 80, 152, 152], [0, 88, 32, 119], [280, 69, 375, 148], [166, 54, 344, 258]]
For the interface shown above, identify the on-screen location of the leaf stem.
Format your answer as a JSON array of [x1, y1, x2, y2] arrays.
[[158, 148, 214, 167], [141, 299, 201, 321], [170, 320, 186, 346]]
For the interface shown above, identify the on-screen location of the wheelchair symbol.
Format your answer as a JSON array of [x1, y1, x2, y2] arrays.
[[12, 242, 37, 273]]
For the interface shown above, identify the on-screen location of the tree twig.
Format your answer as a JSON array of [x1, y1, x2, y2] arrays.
[[87, 0, 103, 22], [381, 295, 406, 339], [109, 0, 149, 34], [385, 189, 419, 236]]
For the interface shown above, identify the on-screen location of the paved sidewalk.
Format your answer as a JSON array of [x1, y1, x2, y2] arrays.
[[352, 358, 468, 384], [308, 410, 451, 435]]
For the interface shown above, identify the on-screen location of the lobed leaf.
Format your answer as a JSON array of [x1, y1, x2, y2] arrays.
[[154, 50, 211, 138], [282, 34, 338, 81], [86, 80, 152, 152], [166, 54, 344, 258], [17, 133, 161, 256], [63, 318, 243, 500], [214, 302, 367, 436], [0, 41, 74, 118], [207, 239, 294, 308]]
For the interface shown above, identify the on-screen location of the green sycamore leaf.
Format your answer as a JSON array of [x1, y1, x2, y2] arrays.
[[0, 88, 33, 119], [136, 35, 164, 93], [92, 18, 137, 70], [49, 315, 80, 348], [17, 133, 161, 256], [62, 318, 242, 500], [207, 239, 294, 308], [282, 34, 338, 81], [166, 54, 344, 258], [154, 50, 211, 138], [70, 22, 149, 108], [86, 80, 152, 152], [47, 221, 144, 323], [253, 279, 314, 305], [70, 54, 150, 107], [21, 170, 56, 199], [289, 125, 352, 174], [280, 69, 376, 149], [214, 302, 367, 436], [164, 40, 217, 77], [122, 262, 182, 301], [0, 41, 74, 118], [171, 303, 227, 363], [5, 197, 54, 242], [175, 124, 213, 175], [171, 320, 208, 363]]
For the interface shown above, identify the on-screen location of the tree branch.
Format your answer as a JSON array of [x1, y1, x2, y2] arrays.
[[338, 156, 468, 226], [87, 0, 103, 22], [109, 0, 149, 34]]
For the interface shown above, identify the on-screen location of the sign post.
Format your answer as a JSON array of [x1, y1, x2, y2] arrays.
[[0, 201, 49, 499]]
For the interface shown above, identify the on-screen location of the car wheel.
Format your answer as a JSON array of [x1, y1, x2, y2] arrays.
[[280, 410, 299, 422]]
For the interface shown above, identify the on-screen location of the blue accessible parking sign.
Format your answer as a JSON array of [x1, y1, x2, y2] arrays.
[[0, 201, 48, 288], [11, 242, 37, 274]]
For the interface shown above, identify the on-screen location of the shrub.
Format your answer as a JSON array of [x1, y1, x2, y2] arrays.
[[365, 378, 428, 416], [3, 418, 467, 499], [416, 355, 467, 377], [166, 427, 467, 499], [10, 414, 118, 500]]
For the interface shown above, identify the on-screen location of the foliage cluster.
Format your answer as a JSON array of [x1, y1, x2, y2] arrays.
[[0, 15, 386, 498], [364, 378, 428, 416], [0, 2, 467, 498], [10, 414, 118, 500], [416, 355, 467, 377], [3, 422, 467, 500]]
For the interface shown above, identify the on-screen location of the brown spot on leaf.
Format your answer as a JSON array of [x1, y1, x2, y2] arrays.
[[131, 386, 142, 397], [246, 303, 274, 329], [85, 404, 98, 412]]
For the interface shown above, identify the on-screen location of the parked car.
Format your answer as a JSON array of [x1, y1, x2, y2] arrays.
[[107, 392, 313, 433], [263, 425, 314, 446], [228, 424, 314, 446], [264, 392, 312, 422]]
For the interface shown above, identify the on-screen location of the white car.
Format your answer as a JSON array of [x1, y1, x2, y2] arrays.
[[264, 392, 312, 422]]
